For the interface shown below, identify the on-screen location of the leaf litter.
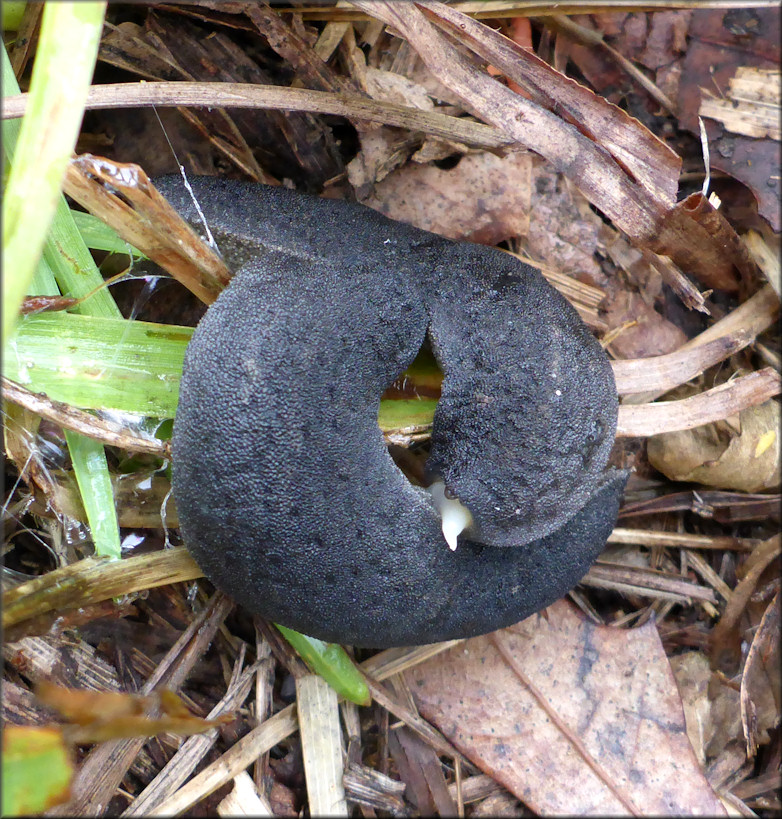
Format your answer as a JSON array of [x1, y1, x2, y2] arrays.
[[404, 600, 725, 815], [2, 1, 781, 816]]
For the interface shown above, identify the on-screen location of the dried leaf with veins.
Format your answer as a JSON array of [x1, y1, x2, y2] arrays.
[[404, 600, 725, 816]]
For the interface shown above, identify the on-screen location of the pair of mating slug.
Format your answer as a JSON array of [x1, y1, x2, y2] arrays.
[[164, 176, 626, 648]]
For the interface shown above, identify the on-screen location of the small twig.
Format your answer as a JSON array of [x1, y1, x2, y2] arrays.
[[2, 547, 204, 631], [542, 14, 677, 115], [2, 377, 169, 458], [743, 230, 781, 299], [151, 704, 299, 816], [711, 535, 782, 650], [643, 249, 710, 313], [361, 641, 465, 681], [54, 592, 235, 816], [361, 672, 475, 770], [123, 660, 259, 817], [296, 675, 348, 816], [584, 562, 717, 603]]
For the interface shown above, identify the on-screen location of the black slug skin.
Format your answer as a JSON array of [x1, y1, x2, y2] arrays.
[[164, 176, 627, 648]]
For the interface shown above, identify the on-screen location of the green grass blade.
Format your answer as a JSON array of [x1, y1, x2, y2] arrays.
[[5, 312, 191, 417], [276, 625, 371, 706], [3, 24, 125, 562], [378, 397, 437, 431], [1, 45, 22, 168], [42, 210, 123, 318], [2, 2, 107, 347], [64, 429, 121, 559], [1, 3, 27, 32], [30, 256, 59, 298], [72, 211, 145, 257]]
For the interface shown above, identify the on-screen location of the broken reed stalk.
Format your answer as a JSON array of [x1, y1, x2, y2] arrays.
[[63, 157, 231, 306], [584, 563, 717, 604], [623, 284, 780, 405], [608, 528, 759, 552], [142, 640, 466, 816], [2, 547, 204, 631], [296, 675, 349, 816], [122, 664, 258, 816], [611, 333, 753, 394]]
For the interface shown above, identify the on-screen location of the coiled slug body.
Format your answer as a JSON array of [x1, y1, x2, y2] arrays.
[[166, 176, 626, 648]]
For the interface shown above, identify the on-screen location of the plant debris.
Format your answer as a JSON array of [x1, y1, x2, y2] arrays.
[[2, 2, 780, 816]]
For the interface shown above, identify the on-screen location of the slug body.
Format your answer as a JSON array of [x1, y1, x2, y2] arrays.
[[165, 176, 627, 648]]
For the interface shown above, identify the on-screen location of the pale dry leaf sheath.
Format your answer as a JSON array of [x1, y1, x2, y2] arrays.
[[611, 333, 752, 395], [623, 284, 780, 405], [216, 771, 274, 817], [1, 82, 513, 148], [64, 157, 231, 305], [699, 67, 781, 141]]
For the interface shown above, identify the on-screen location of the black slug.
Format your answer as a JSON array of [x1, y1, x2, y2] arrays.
[[163, 176, 627, 648]]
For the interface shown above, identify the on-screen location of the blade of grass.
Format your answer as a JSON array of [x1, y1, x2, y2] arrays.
[[41, 210, 125, 318], [1, 3, 27, 32], [5, 311, 441, 432], [276, 626, 371, 707], [2, 1, 107, 346], [5, 312, 190, 417], [2, 4, 124, 559], [63, 429, 120, 560], [377, 397, 437, 431], [72, 210, 145, 257], [2, 48, 59, 297]]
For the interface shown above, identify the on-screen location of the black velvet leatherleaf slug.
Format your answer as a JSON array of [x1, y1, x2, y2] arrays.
[[163, 176, 628, 648]]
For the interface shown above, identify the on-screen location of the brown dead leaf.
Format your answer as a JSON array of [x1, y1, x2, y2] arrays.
[[364, 65, 434, 111], [647, 399, 781, 492], [740, 591, 781, 757], [669, 652, 743, 768], [525, 161, 606, 286], [35, 681, 232, 744], [404, 600, 725, 816], [361, 150, 532, 244], [347, 127, 421, 191], [678, 8, 781, 232], [352, 1, 759, 294], [604, 290, 687, 359]]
